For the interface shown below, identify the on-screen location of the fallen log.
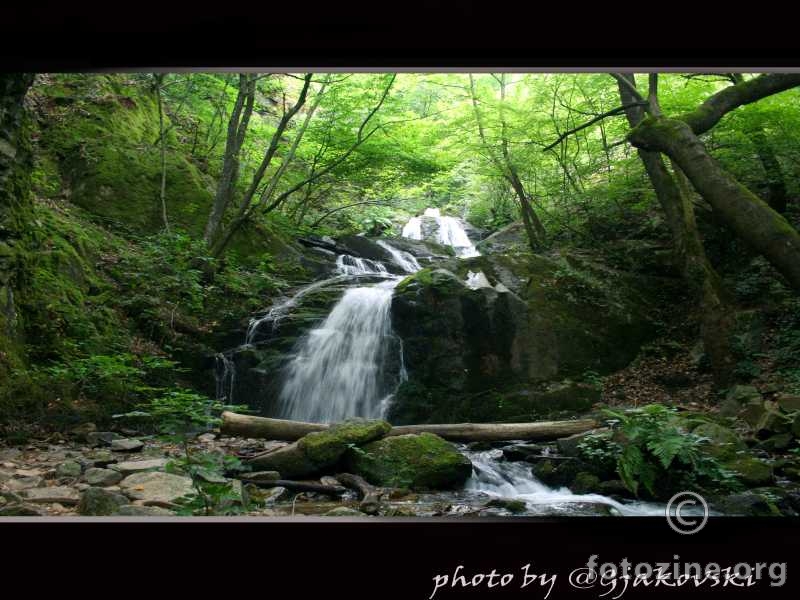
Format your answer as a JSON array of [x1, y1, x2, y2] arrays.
[[239, 478, 346, 496], [335, 473, 384, 515], [221, 411, 598, 443]]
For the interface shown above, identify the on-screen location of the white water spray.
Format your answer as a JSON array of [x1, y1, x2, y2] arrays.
[[402, 208, 480, 258]]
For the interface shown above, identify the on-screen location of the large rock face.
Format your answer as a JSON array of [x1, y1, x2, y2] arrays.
[[389, 251, 659, 423]]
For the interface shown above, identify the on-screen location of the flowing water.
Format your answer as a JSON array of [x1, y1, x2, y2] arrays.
[[218, 209, 669, 515]]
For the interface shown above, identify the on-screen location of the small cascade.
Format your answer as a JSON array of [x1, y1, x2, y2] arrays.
[[465, 447, 665, 516], [335, 254, 389, 276], [402, 208, 480, 258], [214, 352, 236, 403], [376, 240, 421, 273]]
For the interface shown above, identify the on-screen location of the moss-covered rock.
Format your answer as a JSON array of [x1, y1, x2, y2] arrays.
[[693, 422, 746, 461], [344, 433, 473, 490], [298, 419, 392, 466], [389, 251, 657, 423], [725, 456, 774, 486]]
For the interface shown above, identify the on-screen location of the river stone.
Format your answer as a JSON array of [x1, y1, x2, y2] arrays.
[[485, 498, 527, 514], [693, 423, 746, 460], [84, 450, 116, 468], [0, 448, 22, 462], [84, 467, 124, 487], [114, 504, 175, 516], [20, 486, 81, 505], [120, 472, 195, 504], [86, 432, 123, 447], [344, 433, 473, 490], [55, 460, 82, 478], [77, 487, 129, 515], [3, 476, 43, 491], [111, 458, 168, 474], [714, 492, 780, 516], [110, 438, 144, 452]]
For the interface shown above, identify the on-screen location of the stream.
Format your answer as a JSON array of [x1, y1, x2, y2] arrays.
[[216, 209, 670, 517]]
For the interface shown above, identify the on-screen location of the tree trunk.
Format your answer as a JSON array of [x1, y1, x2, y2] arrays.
[[154, 74, 170, 232], [628, 117, 800, 291], [617, 75, 735, 384], [220, 412, 598, 443]]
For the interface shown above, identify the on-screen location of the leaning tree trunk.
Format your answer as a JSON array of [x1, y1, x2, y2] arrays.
[[628, 117, 800, 292], [221, 412, 598, 442], [617, 75, 735, 383]]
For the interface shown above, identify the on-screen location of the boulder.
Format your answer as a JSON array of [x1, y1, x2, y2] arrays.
[[324, 506, 365, 517], [77, 487, 128, 516], [344, 433, 472, 490], [693, 423, 746, 460], [485, 498, 527, 514], [119, 472, 195, 504], [725, 456, 774, 486], [389, 252, 657, 423], [84, 467, 124, 487], [55, 460, 82, 478], [247, 419, 391, 479], [714, 492, 780, 516]]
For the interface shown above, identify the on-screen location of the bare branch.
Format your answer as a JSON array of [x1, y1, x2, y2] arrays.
[[542, 102, 648, 151]]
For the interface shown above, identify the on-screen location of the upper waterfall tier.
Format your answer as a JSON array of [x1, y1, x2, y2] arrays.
[[401, 208, 480, 258]]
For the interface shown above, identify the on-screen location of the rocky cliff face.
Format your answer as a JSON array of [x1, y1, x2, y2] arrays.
[[0, 74, 35, 381], [388, 248, 664, 423]]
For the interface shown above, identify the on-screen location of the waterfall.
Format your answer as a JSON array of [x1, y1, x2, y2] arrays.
[[402, 208, 480, 258], [401, 216, 422, 240], [214, 352, 236, 403], [376, 240, 421, 273], [276, 241, 420, 423]]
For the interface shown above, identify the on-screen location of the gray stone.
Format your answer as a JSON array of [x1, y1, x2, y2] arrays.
[[55, 460, 82, 478], [20, 486, 81, 505], [110, 438, 144, 452], [84, 450, 117, 468], [84, 467, 123, 487], [197, 433, 216, 443], [114, 504, 175, 516], [556, 429, 606, 458], [119, 472, 195, 504], [0, 448, 22, 462], [77, 487, 129, 515], [110, 458, 168, 475], [3, 476, 43, 491], [86, 432, 124, 447], [0, 503, 44, 516], [245, 471, 281, 482]]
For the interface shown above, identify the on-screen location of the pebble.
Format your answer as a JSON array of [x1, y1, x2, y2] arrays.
[[110, 438, 144, 453]]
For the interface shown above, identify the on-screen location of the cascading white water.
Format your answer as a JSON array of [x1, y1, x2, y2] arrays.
[[401, 216, 422, 240], [376, 240, 421, 273], [402, 208, 480, 258], [278, 278, 401, 422], [465, 447, 666, 516], [276, 242, 420, 423]]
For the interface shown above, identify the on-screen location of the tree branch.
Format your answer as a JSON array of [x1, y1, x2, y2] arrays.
[[542, 102, 648, 151]]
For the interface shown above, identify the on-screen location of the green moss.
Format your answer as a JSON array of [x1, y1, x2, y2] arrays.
[[724, 456, 774, 486], [345, 432, 473, 490], [298, 419, 391, 467]]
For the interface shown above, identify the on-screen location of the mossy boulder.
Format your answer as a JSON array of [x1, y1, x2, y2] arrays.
[[247, 419, 391, 479], [389, 251, 658, 423], [694, 422, 746, 460], [344, 433, 473, 490], [725, 456, 774, 486], [298, 419, 392, 466]]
